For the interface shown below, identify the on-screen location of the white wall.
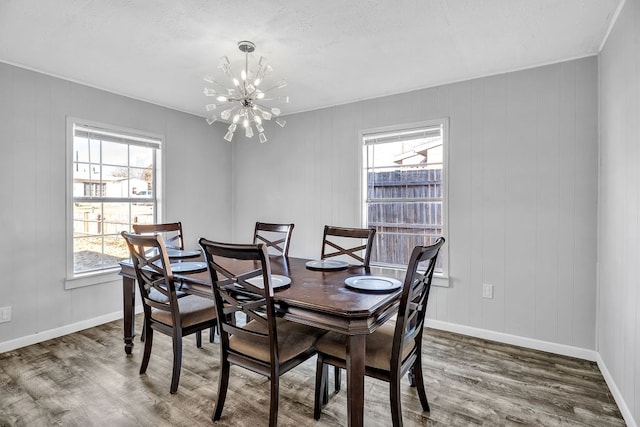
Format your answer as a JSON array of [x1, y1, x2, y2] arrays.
[[598, 0, 640, 424], [232, 57, 598, 351], [0, 62, 231, 345]]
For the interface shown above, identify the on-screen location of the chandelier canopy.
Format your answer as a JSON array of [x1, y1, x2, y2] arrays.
[[203, 41, 288, 143]]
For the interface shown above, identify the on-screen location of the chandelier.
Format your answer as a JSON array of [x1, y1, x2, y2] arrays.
[[203, 41, 288, 143]]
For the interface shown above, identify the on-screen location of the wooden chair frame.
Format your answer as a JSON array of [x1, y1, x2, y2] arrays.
[[199, 238, 320, 427], [133, 222, 185, 250], [314, 237, 445, 426], [132, 221, 214, 345], [320, 225, 376, 391], [253, 222, 295, 257], [121, 231, 217, 394], [321, 225, 376, 267]]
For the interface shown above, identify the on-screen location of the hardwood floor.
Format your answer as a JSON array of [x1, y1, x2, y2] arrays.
[[0, 316, 625, 426]]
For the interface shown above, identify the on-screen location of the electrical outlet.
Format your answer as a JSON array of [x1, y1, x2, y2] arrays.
[[482, 284, 494, 299], [0, 306, 11, 323]]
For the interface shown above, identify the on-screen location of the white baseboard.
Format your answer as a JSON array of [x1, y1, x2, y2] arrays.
[[596, 353, 638, 427], [425, 319, 598, 361], [0, 305, 143, 353]]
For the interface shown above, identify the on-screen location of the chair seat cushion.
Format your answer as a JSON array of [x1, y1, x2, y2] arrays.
[[229, 318, 326, 363], [315, 320, 415, 371], [151, 295, 216, 328]]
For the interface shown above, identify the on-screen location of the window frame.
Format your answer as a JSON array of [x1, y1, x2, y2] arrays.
[[65, 117, 164, 289], [360, 118, 449, 287]]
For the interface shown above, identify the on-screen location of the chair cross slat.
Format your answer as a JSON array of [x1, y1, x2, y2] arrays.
[[321, 225, 376, 267]]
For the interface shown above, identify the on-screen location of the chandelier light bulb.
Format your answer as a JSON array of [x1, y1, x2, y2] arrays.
[[256, 91, 265, 99], [241, 69, 247, 81], [254, 78, 262, 86], [220, 108, 233, 120], [262, 111, 272, 120], [254, 115, 262, 125], [233, 78, 240, 87], [243, 118, 250, 128], [256, 123, 264, 133], [205, 104, 217, 111], [228, 123, 237, 132], [271, 107, 281, 116], [246, 126, 254, 138], [233, 114, 240, 123], [216, 95, 228, 102]]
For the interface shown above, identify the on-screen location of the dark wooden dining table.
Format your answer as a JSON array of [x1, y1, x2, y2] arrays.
[[119, 254, 404, 427]]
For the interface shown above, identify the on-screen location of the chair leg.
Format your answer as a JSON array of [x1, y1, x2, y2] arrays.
[[334, 366, 341, 392], [413, 358, 430, 412], [408, 366, 416, 387], [314, 355, 327, 420], [209, 326, 215, 343], [213, 359, 230, 421], [139, 324, 153, 374], [140, 319, 146, 342], [322, 364, 329, 405], [390, 372, 403, 427], [169, 331, 183, 394], [196, 330, 202, 348], [269, 374, 279, 427]]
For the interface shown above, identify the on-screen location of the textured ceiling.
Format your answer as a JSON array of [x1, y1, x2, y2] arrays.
[[0, 0, 622, 117]]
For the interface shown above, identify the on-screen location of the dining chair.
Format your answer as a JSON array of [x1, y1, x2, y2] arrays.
[[198, 238, 326, 427], [321, 224, 377, 391], [253, 222, 295, 257], [133, 221, 185, 250], [321, 225, 376, 267], [313, 237, 445, 426], [121, 231, 218, 394], [133, 222, 213, 346]]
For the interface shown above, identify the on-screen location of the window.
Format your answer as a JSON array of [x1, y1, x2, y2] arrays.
[[67, 118, 162, 284], [362, 119, 448, 279]]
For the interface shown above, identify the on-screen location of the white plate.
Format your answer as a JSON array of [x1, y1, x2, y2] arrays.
[[169, 262, 207, 273], [167, 249, 200, 258], [305, 260, 349, 271], [245, 274, 292, 290], [344, 276, 402, 293]]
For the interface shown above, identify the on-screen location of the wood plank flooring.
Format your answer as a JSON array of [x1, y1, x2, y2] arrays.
[[0, 316, 625, 426]]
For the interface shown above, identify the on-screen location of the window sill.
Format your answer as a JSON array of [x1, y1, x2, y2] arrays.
[[432, 275, 450, 288], [64, 269, 122, 290]]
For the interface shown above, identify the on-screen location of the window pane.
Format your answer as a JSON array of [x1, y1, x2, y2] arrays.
[[73, 137, 89, 163], [131, 202, 155, 225], [89, 138, 101, 164], [102, 140, 128, 166], [130, 145, 154, 168]]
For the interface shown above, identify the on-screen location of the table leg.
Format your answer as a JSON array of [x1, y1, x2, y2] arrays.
[[122, 276, 136, 355], [346, 334, 366, 427]]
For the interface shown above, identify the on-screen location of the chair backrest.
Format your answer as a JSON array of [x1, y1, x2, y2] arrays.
[[121, 231, 180, 321], [253, 222, 295, 257], [133, 222, 185, 250], [321, 225, 376, 266], [199, 238, 281, 363], [392, 237, 445, 367]]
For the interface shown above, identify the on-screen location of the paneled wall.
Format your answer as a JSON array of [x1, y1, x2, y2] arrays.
[[0, 62, 231, 345], [232, 57, 598, 351], [599, 0, 640, 424]]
